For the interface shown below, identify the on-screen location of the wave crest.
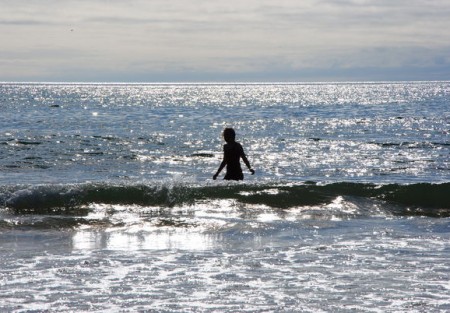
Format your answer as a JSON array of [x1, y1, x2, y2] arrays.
[[2, 182, 449, 218]]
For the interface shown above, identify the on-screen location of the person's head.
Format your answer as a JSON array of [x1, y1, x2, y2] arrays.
[[223, 128, 236, 143]]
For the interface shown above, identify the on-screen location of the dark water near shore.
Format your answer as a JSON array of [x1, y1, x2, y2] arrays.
[[1, 82, 449, 312]]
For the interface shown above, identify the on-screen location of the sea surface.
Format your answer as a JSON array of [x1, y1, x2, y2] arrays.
[[0, 82, 449, 312]]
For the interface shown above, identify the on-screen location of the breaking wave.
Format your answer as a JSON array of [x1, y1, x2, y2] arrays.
[[1, 182, 449, 219]]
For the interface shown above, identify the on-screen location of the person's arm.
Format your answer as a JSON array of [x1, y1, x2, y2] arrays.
[[241, 147, 255, 175], [213, 159, 226, 180], [213, 146, 227, 180]]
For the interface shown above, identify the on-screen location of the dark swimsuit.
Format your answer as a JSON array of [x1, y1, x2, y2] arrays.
[[223, 142, 245, 181]]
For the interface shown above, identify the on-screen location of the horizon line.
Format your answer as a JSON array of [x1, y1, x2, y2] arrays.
[[1, 80, 449, 85]]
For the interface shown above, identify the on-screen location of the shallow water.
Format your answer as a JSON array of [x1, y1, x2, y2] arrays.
[[1, 82, 449, 312], [2, 216, 449, 312]]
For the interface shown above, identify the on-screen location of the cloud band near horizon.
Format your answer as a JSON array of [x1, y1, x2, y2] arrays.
[[1, 0, 449, 82]]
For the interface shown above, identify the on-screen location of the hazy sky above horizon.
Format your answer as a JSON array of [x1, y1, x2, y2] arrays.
[[1, 0, 449, 82]]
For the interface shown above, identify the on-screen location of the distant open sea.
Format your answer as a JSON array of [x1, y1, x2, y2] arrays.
[[1, 82, 449, 312]]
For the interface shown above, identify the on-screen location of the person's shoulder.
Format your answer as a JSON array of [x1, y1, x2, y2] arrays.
[[224, 141, 240, 150], [235, 141, 244, 150]]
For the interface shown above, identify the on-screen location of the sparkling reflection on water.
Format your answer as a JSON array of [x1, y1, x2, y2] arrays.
[[1, 82, 449, 311], [2, 213, 448, 312]]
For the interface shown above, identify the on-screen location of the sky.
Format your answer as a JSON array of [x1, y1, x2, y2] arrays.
[[1, 0, 450, 82]]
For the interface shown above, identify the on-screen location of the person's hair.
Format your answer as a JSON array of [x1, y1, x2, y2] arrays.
[[223, 128, 236, 143]]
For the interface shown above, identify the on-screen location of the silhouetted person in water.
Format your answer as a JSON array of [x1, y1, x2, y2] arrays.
[[213, 128, 255, 181]]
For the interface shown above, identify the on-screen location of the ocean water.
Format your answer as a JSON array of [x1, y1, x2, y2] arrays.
[[0, 82, 449, 312]]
